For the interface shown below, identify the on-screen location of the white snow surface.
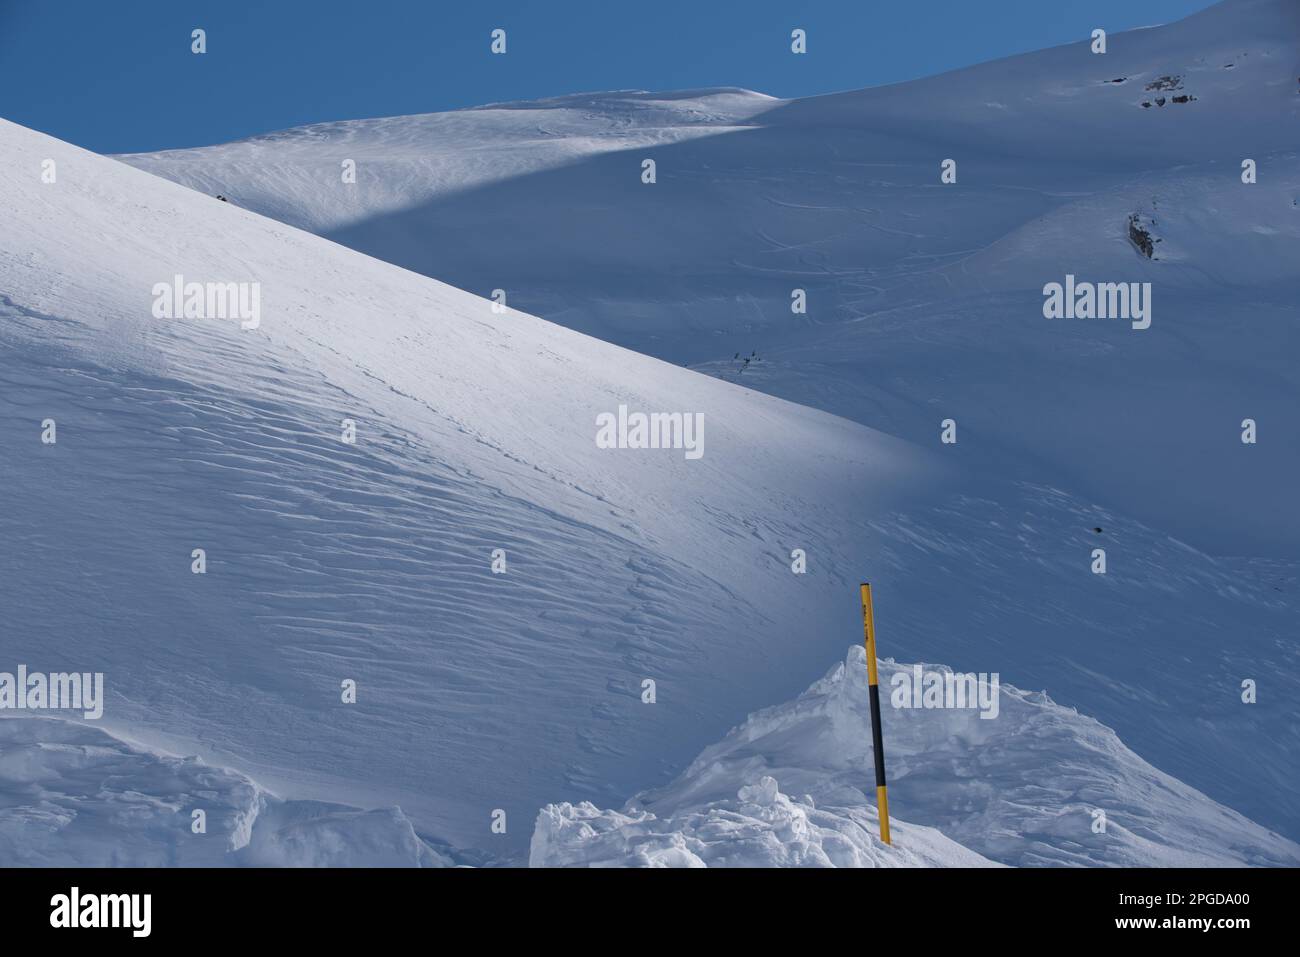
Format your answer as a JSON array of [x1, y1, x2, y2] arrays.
[[2, 0, 1297, 865], [121, 88, 777, 233], [0, 114, 944, 860]]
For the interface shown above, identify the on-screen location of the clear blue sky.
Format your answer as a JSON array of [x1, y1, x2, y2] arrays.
[[0, 0, 1218, 154]]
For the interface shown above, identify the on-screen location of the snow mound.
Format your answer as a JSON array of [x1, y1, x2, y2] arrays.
[[0, 717, 449, 867], [531, 775, 996, 868], [536, 647, 1300, 867], [117, 87, 775, 233]]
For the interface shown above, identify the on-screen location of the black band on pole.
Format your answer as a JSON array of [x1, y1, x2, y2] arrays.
[[868, 683, 887, 789]]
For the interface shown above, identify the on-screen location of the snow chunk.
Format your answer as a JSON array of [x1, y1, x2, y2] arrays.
[[531, 775, 996, 868]]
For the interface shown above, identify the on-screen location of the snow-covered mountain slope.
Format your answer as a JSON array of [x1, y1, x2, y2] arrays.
[[2, 116, 951, 860], [536, 647, 1299, 867], [118, 0, 1300, 559], [121, 88, 776, 234], [2, 0, 1296, 865], [8, 113, 1297, 861]]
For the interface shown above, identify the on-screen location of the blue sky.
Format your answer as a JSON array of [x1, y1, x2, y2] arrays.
[[1, 0, 1217, 154]]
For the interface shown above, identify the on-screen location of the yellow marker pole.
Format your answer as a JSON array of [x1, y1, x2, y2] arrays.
[[860, 583, 892, 845]]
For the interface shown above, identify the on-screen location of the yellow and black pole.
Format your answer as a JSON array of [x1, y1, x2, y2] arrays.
[[859, 583, 891, 845]]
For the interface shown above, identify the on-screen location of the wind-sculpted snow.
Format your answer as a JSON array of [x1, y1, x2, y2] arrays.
[[0, 117, 942, 859], [534, 647, 1300, 867], [0, 717, 450, 866]]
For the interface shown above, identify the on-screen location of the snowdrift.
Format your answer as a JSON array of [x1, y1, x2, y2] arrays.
[[0, 718, 450, 867], [533, 647, 1299, 867]]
